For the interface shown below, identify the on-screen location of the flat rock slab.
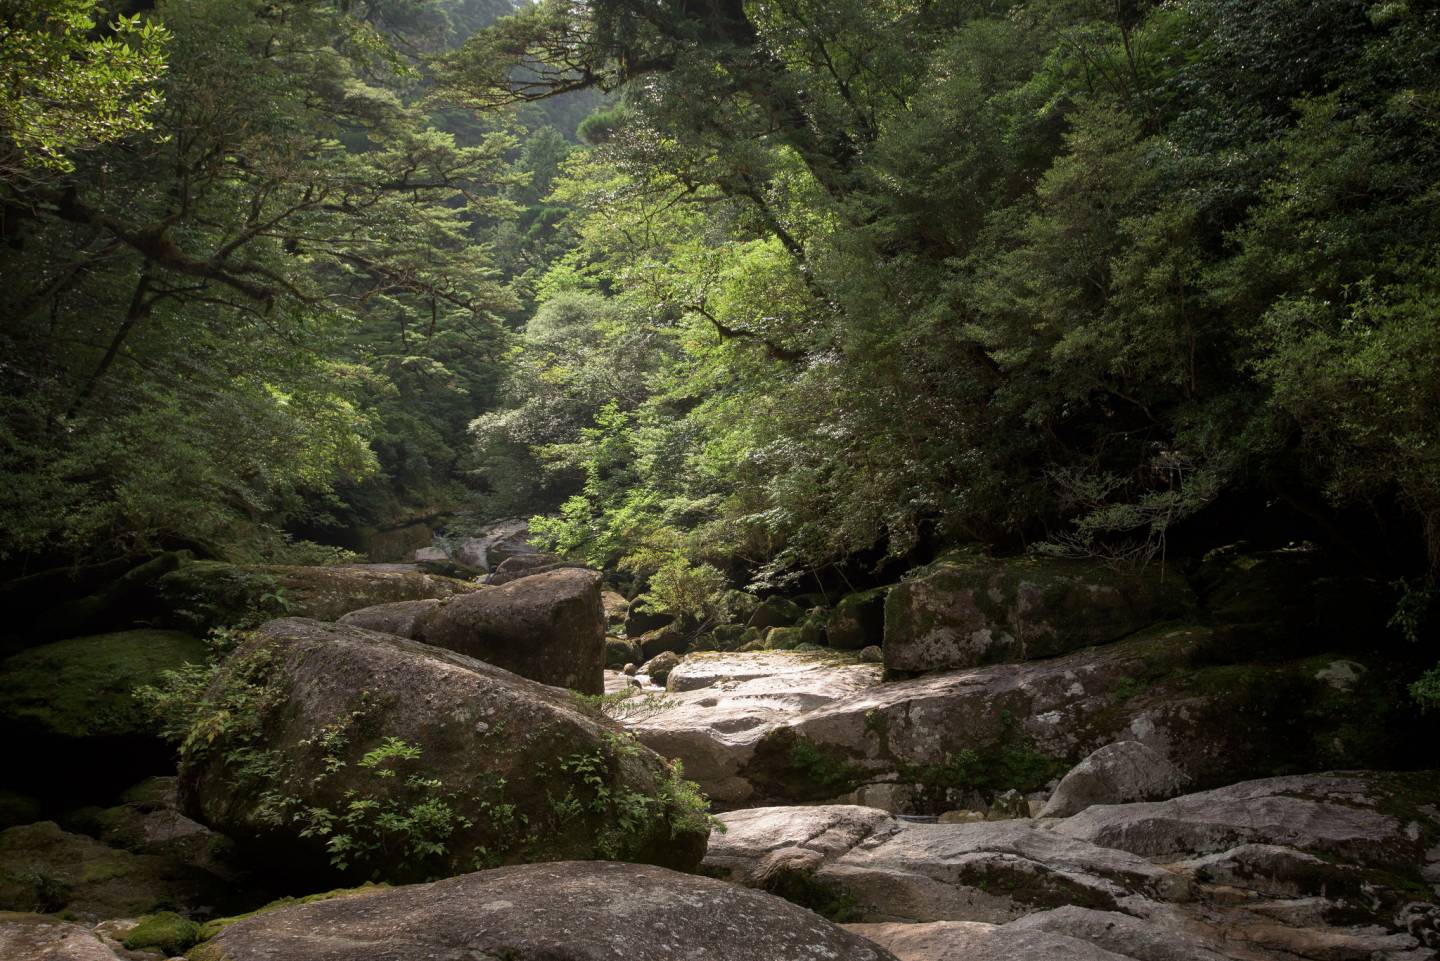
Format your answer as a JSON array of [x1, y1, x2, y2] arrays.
[[665, 650, 869, 692], [1053, 772, 1419, 866], [704, 772, 1440, 961], [194, 861, 899, 961], [846, 920, 1133, 961], [707, 805, 1183, 924], [630, 652, 882, 804]]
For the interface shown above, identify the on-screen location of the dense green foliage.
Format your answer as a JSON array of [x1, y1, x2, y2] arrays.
[[4, 0, 1439, 680], [448, 0, 1440, 582], [0, 0, 527, 565]]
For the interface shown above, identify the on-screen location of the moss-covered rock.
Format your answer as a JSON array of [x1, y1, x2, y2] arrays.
[[747, 597, 805, 631], [711, 624, 749, 650], [1193, 546, 1393, 660], [825, 588, 890, 651], [178, 618, 711, 885], [765, 627, 804, 650], [0, 630, 207, 802], [194, 884, 388, 941], [62, 777, 239, 883], [606, 637, 643, 668], [0, 630, 205, 742], [123, 911, 199, 955], [640, 650, 681, 686], [623, 599, 675, 638], [0, 791, 41, 830], [152, 561, 479, 634], [33, 552, 186, 642], [0, 821, 231, 920], [636, 620, 692, 660], [796, 608, 829, 647], [883, 553, 1192, 673]]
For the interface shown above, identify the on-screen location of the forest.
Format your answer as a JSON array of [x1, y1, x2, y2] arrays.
[[1, 0, 1439, 959]]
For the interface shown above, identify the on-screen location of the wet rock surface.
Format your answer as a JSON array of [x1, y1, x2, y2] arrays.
[[847, 920, 1136, 961], [192, 861, 899, 961]]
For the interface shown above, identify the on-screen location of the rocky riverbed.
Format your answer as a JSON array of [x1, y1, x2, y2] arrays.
[[1, 544, 1437, 960]]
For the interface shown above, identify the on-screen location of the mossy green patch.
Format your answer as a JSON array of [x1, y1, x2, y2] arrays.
[[0, 630, 207, 739], [124, 911, 200, 955], [194, 883, 389, 941]]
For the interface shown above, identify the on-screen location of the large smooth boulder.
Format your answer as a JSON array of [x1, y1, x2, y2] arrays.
[[637, 620, 694, 660], [485, 553, 583, 585], [153, 561, 479, 633], [639, 650, 681, 686], [179, 618, 708, 883], [623, 599, 675, 638], [1040, 741, 1189, 817], [0, 630, 207, 802], [602, 590, 629, 627], [192, 861, 897, 961], [748, 597, 806, 631], [605, 636, 642, 669], [416, 568, 605, 694], [883, 553, 1191, 673]]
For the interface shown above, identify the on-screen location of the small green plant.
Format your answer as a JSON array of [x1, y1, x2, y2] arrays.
[[790, 736, 863, 792], [899, 711, 1066, 810], [572, 687, 676, 723], [279, 737, 475, 875], [1411, 666, 1440, 712], [1390, 577, 1436, 644]]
